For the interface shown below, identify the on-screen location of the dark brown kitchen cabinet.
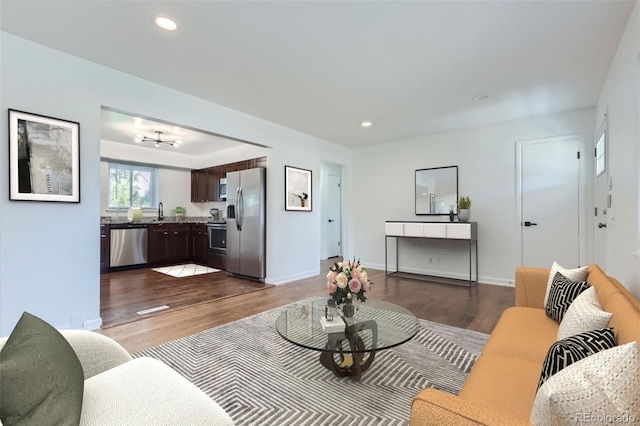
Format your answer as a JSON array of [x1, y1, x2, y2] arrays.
[[192, 157, 267, 203], [148, 224, 171, 264], [100, 224, 110, 273], [170, 224, 191, 261], [191, 167, 221, 202], [224, 162, 238, 176], [191, 224, 208, 264], [206, 168, 219, 202], [191, 170, 208, 202], [148, 223, 192, 265]]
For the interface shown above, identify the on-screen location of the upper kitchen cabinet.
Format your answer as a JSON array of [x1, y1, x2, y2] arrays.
[[191, 167, 221, 202], [191, 157, 266, 203], [224, 162, 238, 176], [191, 169, 208, 202], [206, 167, 220, 202]]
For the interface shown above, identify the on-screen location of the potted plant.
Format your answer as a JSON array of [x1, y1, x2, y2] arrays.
[[173, 206, 186, 221], [457, 196, 472, 222]]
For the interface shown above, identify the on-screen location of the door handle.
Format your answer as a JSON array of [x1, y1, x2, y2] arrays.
[[328, 219, 334, 223], [598, 223, 607, 228], [523, 221, 538, 227]]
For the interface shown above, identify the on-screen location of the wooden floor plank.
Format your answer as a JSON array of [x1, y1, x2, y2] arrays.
[[100, 259, 515, 353]]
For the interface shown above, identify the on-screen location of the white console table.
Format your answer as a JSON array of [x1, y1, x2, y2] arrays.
[[385, 221, 478, 287]]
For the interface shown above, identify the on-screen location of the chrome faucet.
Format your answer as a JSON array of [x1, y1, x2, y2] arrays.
[[158, 202, 164, 220]]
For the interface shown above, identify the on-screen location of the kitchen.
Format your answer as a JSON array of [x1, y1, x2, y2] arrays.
[[99, 108, 270, 325]]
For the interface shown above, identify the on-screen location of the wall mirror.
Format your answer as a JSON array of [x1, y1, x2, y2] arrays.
[[415, 166, 458, 215]]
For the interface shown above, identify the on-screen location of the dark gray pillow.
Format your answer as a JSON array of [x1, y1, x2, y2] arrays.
[[536, 327, 616, 392], [0, 312, 84, 425], [545, 272, 590, 322]]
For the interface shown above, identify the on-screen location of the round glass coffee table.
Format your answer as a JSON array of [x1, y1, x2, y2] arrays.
[[275, 299, 418, 381]]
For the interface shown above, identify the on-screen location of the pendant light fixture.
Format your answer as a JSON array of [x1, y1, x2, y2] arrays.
[[134, 131, 182, 147]]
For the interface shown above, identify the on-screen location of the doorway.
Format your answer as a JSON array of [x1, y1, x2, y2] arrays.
[[593, 114, 608, 268], [517, 135, 583, 268], [321, 163, 343, 260]]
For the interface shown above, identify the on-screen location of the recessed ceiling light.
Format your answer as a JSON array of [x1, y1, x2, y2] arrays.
[[360, 121, 372, 128], [155, 16, 177, 31], [472, 93, 489, 101]]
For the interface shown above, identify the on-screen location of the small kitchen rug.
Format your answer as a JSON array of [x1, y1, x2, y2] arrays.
[[152, 264, 220, 278]]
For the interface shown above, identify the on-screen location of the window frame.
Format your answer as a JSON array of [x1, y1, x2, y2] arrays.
[[107, 161, 159, 210]]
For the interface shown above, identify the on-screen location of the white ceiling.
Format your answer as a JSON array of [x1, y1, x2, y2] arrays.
[[100, 108, 248, 156], [0, 1, 635, 150]]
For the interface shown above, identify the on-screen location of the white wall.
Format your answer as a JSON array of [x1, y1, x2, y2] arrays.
[[351, 109, 596, 286], [0, 32, 352, 336], [595, 1, 640, 297]]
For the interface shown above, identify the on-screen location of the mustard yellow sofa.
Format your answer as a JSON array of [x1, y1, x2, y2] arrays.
[[410, 264, 640, 425]]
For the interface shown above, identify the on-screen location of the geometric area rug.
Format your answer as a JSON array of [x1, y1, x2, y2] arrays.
[[151, 263, 220, 278], [134, 298, 488, 425]]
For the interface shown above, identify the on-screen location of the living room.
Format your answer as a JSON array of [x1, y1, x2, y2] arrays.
[[1, 1, 639, 423], [3, 0, 637, 336]]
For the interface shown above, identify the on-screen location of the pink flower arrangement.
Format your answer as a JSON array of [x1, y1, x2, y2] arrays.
[[326, 258, 372, 305]]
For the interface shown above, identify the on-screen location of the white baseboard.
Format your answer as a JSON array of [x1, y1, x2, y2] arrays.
[[83, 317, 102, 330], [366, 263, 515, 287], [266, 269, 319, 285]]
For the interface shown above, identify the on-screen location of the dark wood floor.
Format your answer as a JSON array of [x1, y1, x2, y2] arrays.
[[100, 268, 272, 327], [100, 259, 515, 353]]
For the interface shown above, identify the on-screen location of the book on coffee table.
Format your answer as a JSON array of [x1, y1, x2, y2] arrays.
[[320, 316, 345, 333]]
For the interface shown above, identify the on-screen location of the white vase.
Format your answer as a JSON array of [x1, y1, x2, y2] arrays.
[[458, 209, 471, 222]]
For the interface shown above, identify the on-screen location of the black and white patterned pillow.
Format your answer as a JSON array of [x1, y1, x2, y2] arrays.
[[545, 272, 590, 322], [536, 327, 616, 392]]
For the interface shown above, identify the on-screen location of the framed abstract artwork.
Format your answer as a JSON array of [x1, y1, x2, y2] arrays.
[[285, 165, 311, 211], [9, 109, 80, 202]]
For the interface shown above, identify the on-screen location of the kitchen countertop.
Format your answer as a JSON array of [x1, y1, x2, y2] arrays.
[[101, 216, 213, 225]]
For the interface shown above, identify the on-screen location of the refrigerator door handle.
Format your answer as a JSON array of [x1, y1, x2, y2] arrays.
[[237, 187, 244, 231]]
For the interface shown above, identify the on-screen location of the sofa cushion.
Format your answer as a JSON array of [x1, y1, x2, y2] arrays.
[[0, 312, 84, 426], [543, 262, 588, 306], [537, 327, 616, 391], [545, 272, 590, 322], [531, 341, 640, 425], [81, 357, 234, 425], [458, 353, 542, 421], [557, 286, 612, 340], [482, 307, 558, 363]]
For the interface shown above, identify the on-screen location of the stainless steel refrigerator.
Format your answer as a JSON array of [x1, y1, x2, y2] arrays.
[[226, 167, 266, 281]]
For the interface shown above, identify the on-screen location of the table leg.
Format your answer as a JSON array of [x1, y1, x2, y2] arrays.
[[319, 320, 378, 381]]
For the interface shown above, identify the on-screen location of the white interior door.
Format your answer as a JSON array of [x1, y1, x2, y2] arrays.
[[594, 116, 608, 267], [519, 137, 581, 268], [326, 173, 341, 258]]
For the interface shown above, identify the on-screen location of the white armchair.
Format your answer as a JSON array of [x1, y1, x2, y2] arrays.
[[1, 330, 234, 425]]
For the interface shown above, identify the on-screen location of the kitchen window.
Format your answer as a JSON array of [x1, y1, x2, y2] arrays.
[[108, 162, 158, 209]]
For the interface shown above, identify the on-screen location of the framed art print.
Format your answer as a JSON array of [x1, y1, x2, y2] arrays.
[[9, 109, 80, 202], [285, 165, 312, 211]]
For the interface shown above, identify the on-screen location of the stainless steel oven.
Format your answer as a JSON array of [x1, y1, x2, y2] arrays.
[[207, 222, 227, 269]]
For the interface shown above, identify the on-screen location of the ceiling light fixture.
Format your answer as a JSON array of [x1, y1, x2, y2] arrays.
[[360, 121, 372, 128], [155, 16, 177, 31], [134, 131, 182, 147]]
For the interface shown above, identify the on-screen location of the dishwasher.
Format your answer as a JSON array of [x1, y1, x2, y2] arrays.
[[110, 224, 148, 267]]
